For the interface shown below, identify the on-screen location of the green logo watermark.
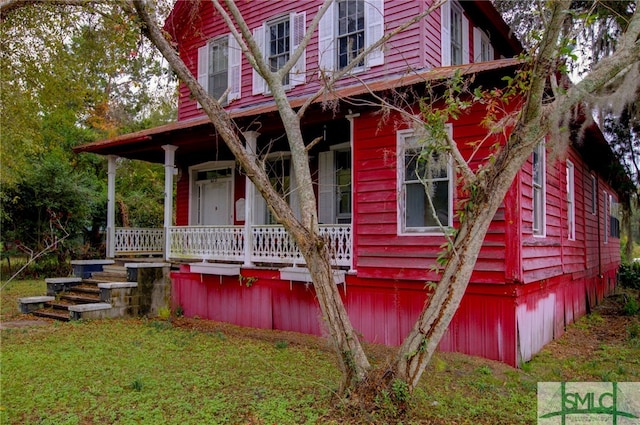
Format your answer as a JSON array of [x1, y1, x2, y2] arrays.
[[538, 382, 640, 424]]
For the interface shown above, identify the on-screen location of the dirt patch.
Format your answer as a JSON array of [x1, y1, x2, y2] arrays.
[[0, 319, 52, 330]]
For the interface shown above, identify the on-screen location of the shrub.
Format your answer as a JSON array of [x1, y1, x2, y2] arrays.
[[618, 262, 640, 290]]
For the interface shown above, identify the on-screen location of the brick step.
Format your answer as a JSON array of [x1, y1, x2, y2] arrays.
[[32, 308, 70, 321], [60, 294, 101, 304]]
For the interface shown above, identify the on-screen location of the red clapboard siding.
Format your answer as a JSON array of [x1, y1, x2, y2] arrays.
[[521, 143, 620, 284], [353, 107, 508, 284], [175, 172, 190, 226]]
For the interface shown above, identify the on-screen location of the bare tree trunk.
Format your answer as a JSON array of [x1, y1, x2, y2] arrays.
[[132, 0, 371, 389]]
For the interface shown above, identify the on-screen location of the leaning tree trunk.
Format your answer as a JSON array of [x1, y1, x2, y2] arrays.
[[132, 0, 371, 390], [392, 139, 535, 390]]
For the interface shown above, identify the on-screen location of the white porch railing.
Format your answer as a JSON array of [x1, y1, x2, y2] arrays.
[[114, 228, 165, 255], [162, 224, 351, 267], [168, 226, 245, 262]]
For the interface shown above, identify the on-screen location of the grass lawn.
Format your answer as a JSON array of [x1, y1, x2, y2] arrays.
[[1, 279, 639, 424]]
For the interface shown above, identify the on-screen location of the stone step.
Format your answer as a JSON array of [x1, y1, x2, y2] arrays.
[[60, 294, 101, 304], [102, 265, 127, 273], [32, 308, 70, 321], [90, 270, 128, 279], [70, 284, 101, 295]]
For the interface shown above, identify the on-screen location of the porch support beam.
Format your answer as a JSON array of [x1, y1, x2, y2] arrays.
[[106, 155, 117, 258], [243, 131, 260, 267], [162, 144, 178, 260]]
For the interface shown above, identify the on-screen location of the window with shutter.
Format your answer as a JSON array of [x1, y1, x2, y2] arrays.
[[252, 12, 306, 95], [441, 0, 469, 66], [196, 34, 242, 107], [318, 0, 384, 73]]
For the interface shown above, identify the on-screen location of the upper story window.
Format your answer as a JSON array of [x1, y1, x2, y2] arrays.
[[209, 37, 229, 101], [532, 142, 546, 237], [473, 28, 494, 62], [197, 34, 242, 105], [253, 12, 306, 95], [397, 127, 454, 234], [318, 0, 384, 73], [268, 18, 291, 85], [566, 160, 575, 241], [337, 0, 365, 69], [441, 0, 469, 66]]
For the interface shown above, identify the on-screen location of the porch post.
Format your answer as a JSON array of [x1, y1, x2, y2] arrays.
[[106, 155, 117, 259], [243, 131, 260, 267], [162, 145, 178, 261]]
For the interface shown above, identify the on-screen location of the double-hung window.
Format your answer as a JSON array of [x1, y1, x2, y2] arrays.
[[441, 0, 469, 66], [337, 0, 365, 69], [197, 34, 242, 105], [566, 160, 575, 240], [532, 142, 546, 236], [318, 0, 384, 73], [268, 18, 291, 85], [253, 12, 306, 95], [398, 128, 453, 234]]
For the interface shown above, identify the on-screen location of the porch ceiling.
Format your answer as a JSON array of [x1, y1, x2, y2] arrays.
[[73, 58, 523, 163]]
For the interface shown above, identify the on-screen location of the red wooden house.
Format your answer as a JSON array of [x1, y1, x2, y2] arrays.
[[74, 0, 624, 366]]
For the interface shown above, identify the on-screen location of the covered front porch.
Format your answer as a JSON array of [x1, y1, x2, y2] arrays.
[[76, 105, 356, 272]]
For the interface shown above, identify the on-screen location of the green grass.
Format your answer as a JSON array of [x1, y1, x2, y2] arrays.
[[2, 279, 639, 424], [1, 279, 46, 321]]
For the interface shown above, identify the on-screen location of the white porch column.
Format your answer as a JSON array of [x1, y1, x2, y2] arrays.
[[346, 113, 359, 273], [106, 155, 117, 259], [162, 145, 178, 261], [243, 131, 260, 266]]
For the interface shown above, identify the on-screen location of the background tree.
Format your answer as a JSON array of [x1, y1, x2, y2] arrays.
[[0, 1, 175, 266], [495, 0, 640, 260]]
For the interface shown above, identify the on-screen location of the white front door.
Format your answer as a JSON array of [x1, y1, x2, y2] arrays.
[[198, 178, 232, 225]]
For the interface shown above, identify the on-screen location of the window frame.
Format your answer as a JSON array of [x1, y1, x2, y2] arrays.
[[397, 127, 454, 235], [532, 141, 546, 237], [266, 16, 291, 86], [208, 36, 229, 103], [336, 0, 365, 70], [566, 160, 575, 241]]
